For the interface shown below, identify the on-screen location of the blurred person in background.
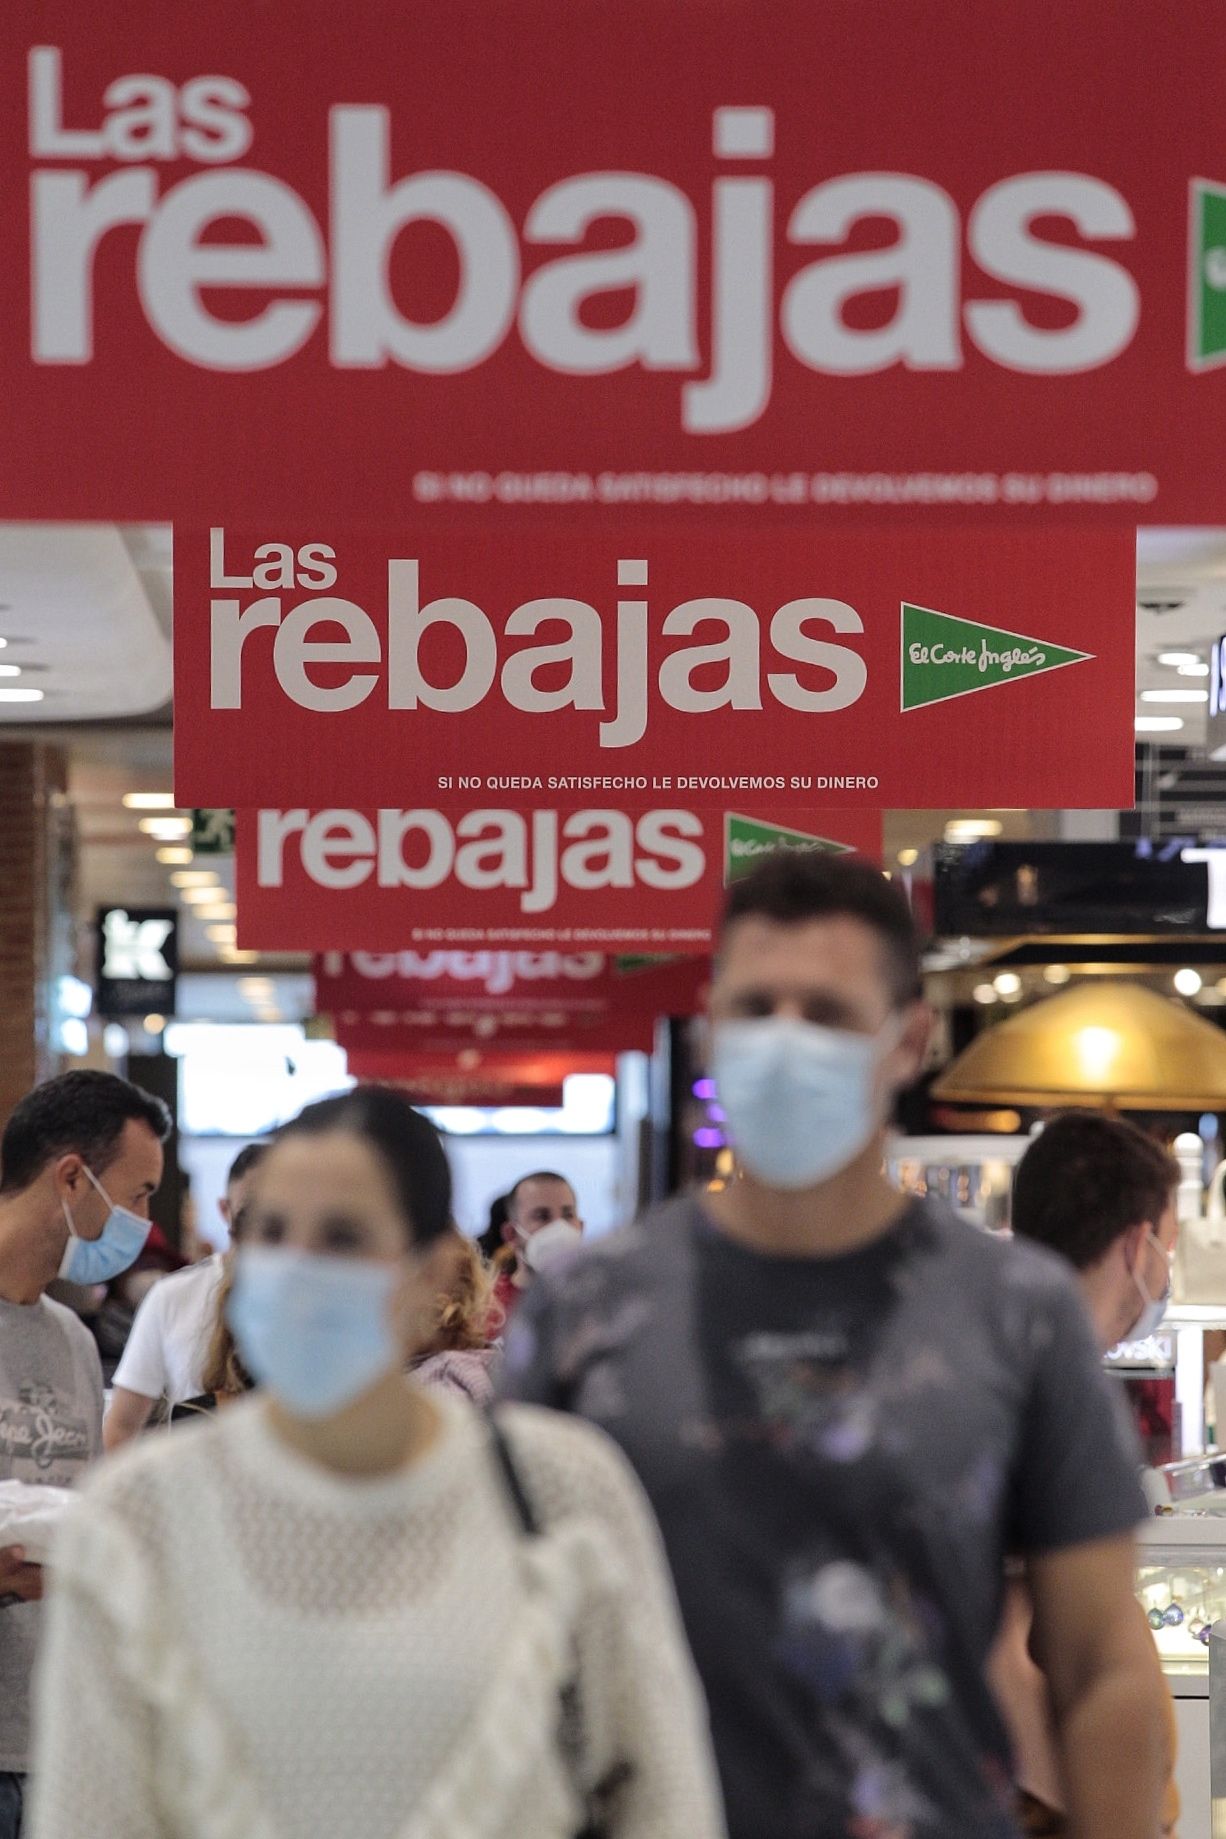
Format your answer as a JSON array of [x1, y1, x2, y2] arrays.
[[0, 1071, 168, 1839], [998, 1112, 1181, 1837], [104, 1144, 268, 1449], [491, 1170, 585, 1325], [30, 1088, 725, 1839], [504, 851, 1167, 1839], [476, 1191, 509, 1264], [411, 1230, 503, 1405]]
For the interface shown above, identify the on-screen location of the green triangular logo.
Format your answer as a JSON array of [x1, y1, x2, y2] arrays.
[[724, 814, 852, 884], [1189, 179, 1226, 370], [900, 604, 1092, 712]]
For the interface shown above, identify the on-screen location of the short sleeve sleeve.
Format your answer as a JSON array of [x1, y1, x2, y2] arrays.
[[1007, 1267, 1147, 1556], [110, 1283, 169, 1403]]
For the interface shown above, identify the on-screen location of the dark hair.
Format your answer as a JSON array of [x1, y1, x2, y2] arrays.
[[226, 1142, 268, 1187], [507, 1170, 573, 1212], [476, 1192, 509, 1262], [273, 1086, 451, 1247], [719, 851, 922, 1008], [1012, 1112, 1180, 1271], [0, 1070, 171, 1196]]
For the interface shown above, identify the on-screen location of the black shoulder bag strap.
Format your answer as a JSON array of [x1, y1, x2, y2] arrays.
[[485, 1410, 631, 1839]]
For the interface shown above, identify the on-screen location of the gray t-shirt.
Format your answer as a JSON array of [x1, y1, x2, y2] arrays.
[[501, 1194, 1146, 1839], [0, 1293, 104, 1771]]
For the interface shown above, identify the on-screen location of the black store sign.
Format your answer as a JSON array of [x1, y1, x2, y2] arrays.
[[96, 906, 178, 1017]]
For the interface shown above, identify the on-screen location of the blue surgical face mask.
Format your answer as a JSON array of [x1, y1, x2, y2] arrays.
[[1129, 1229, 1173, 1341], [228, 1246, 401, 1419], [712, 1015, 897, 1190], [59, 1166, 151, 1285]]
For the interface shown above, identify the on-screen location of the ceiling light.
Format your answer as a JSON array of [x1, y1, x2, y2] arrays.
[[1044, 965, 1072, 986], [156, 846, 194, 865], [1178, 663, 1211, 677], [0, 637, 7, 649], [1157, 652, 1202, 668], [207, 924, 238, 943], [170, 870, 217, 887], [1175, 968, 1204, 997], [0, 688, 44, 703], [198, 902, 237, 921], [1135, 716, 1184, 733], [0, 665, 20, 678], [945, 819, 1003, 841], [138, 816, 192, 839], [219, 948, 260, 965], [973, 984, 998, 1005], [179, 885, 219, 904], [897, 847, 920, 868], [1140, 689, 1209, 704], [122, 792, 177, 810], [239, 978, 275, 996], [143, 1013, 166, 1034], [993, 972, 1022, 996]]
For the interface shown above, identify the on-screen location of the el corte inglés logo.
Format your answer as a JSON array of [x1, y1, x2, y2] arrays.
[[900, 604, 1093, 712], [724, 814, 852, 883]]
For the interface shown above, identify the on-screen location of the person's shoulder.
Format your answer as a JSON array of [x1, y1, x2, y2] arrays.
[[496, 1401, 644, 1518], [80, 1399, 226, 1517], [910, 1194, 1076, 1284], [153, 1256, 223, 1303], [549, 1194, 694, 1291], [38, 1290, 103, 1356]]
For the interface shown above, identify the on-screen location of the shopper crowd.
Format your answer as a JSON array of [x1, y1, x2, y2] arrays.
[[0, 854, 1181, 1838]]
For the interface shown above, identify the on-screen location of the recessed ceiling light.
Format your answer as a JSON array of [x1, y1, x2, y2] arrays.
[[219, 948, 260, 965], [156, 847, 194, 865], [138, 816, 192, 839], [170, 870, 217, 887], [1157, 651, 1202, 668], [993, 972, 1022, 996], [1178, 663, 1210, 677], [1135, 716, 1184, 732], [973, 984, 998, 1005], [1175, 968, 1203, 997], [897, 847, 920, 867], [198, 903, 237, 921], [179, 885, 219, 904], [143, 1013, 166, 1034], [0, 688, 44, 703], [0, 665, 20, 678], [206, 924, 238, 943], [1140, 689, 1209, 704], [1044, 965, 1072, 985], [123, 792, 177, 810]]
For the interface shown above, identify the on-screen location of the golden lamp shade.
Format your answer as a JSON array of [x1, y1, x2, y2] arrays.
[[931, 981, 1226, 1112]]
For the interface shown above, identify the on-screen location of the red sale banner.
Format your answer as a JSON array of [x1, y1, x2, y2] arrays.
[[176, 525, 1134, 811], [238, 807, 883, 952], [343, 1049, 617, 1106], [337, 1011, 657, 1054], [314, 951, 706, 1021], [3, 2, 1226, 525]]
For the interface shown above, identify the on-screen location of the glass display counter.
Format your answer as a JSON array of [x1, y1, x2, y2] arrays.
[[1137, 1515, 1221, 1839]]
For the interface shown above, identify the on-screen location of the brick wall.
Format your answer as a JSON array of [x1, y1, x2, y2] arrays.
[[0, 742, 68, 1133]]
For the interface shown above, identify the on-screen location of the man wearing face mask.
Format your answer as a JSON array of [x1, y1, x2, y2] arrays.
[[492, 1172, 585, 1325], [997, 1111, 1181, 1836], [503, 851, 1167, 1839], [0, 1070, 169, 1839]]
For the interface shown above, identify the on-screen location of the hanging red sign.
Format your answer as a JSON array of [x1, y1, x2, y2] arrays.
[[238, 807, 883, 952], [343, 1049, 617, 1106], [176, 525, 1134, 811], [314, 950, 706, 1021], [3, 3, 1226, 525]]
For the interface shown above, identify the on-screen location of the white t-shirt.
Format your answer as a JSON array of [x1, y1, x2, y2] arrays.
[[111, 1256, 225, 1405], [30, 1394, 726, 1839]]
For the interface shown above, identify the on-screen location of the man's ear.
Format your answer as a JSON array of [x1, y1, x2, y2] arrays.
[[501, 1220, 516, 1245], [51, 1152, 86, 1202], [888, 1001, 932, 1085], [1119, 1220, 1147, 1273]]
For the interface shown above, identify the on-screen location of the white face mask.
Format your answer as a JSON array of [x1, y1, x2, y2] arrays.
[[712, 1015, 898, 1191], [522, 1218, 583, 1273], [1128, 1228, 1173, 1340]]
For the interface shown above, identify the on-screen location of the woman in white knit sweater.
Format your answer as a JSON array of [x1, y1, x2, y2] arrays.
[[29, 1089, 726, 1839]]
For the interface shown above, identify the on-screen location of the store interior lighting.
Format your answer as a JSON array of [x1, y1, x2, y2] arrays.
[[156, 846, 193, 865], [1140, 689, 1210, 704], [1135, 716, 1185, 732], [138, 815, 192, 839], [1044, 965, 1072, 985], [122, 791, 177, 809], [170, 870, 217, 887], [0, 687, 44, 702], [945, 818, 1004, 841], [1175, 968, 1204, 996]]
